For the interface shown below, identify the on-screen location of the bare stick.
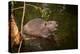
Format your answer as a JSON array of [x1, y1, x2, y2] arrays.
[[18, 1, 26, 53], [20, 2, 26, 34], [12, 7, 24, 11], [18, 39, 23, 53], [11, 1, 14, 13], [12, 4, 42, 11]]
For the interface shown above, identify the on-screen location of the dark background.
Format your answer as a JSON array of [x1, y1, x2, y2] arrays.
[[9, 1, 78, 53]]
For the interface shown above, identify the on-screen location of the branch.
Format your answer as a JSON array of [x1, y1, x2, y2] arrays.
[[12, 7, 23, 11], [12, 4, 42, 11], [18, 1, 26, 53]]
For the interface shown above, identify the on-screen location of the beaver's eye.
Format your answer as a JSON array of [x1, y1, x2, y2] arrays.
[[49, 22, 52, 24]]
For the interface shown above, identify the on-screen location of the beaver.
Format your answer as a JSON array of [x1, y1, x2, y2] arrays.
[[23, 18, 58, 38]]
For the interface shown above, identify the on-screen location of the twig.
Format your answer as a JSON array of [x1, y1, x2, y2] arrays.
[[20, 2, 26, 37], [12, 7, 24, 11], [18, 39, 23, 53], [11, 1, 14, 13], [25, 37, 36, 40], [18, 1, 26, 53], [12, 4, 42, 11]]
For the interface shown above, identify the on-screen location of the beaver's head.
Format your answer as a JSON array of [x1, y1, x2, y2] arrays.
[[46, 21, 58, 32]]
